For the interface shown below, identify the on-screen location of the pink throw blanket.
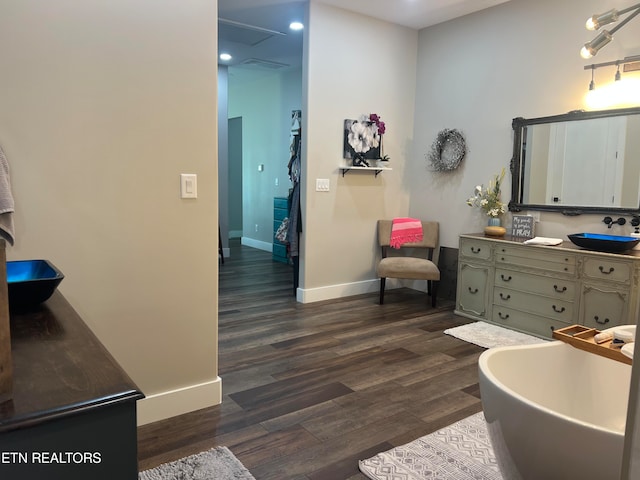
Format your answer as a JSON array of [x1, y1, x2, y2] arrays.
[[390, 218, 423, 249]]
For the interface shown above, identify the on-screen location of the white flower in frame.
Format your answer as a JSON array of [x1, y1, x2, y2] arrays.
[[348, 120, 374, 153]]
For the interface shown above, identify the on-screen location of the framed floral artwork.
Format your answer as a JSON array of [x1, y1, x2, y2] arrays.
[[343, 114, 387, 167]]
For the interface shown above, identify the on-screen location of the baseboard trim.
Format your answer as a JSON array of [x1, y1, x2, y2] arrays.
[[241, 237, 272, 252], [297, 278, 403, 303], [136, 376, 222, 426]]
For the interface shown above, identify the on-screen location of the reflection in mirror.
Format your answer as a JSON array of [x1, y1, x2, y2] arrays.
[[510, 107, 640, 215]]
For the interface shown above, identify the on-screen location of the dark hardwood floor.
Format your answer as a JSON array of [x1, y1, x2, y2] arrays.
[[137, 239, 483, 479]]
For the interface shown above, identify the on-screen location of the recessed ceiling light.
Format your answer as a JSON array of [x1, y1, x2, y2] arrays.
[[219, 53, 232, 61], [289, 21, 304, 31]]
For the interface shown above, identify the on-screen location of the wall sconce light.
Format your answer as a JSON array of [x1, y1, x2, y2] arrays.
[[584, 55, 640, 109], [580, 3, 640, 58], [584, 55, 640, 90]]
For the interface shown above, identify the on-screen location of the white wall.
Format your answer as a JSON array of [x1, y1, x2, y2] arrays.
[[228, 68, 303, 249], [409, 0, 640, 247], [301, 2, 419, 301], [0, 0, 220, 425]]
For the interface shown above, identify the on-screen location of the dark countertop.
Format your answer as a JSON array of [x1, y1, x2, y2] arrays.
[[0, 291, 143, 432], [461, 233, 640, 258]]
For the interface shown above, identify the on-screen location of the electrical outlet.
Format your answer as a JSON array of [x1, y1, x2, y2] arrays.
[[255, 224, 259, 232]]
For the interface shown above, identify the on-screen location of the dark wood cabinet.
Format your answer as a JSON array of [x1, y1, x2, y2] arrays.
[[0, 292, 143, 480]]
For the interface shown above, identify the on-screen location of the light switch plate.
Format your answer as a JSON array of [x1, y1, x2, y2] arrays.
[[315, 178, 330, 192], [180, 173, 197, 198]]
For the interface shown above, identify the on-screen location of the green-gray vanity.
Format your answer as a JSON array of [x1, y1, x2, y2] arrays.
[[455, 234, 640, 339]]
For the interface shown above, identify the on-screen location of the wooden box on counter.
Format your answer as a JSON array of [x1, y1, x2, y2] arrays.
[[0, 239, 12, 403]]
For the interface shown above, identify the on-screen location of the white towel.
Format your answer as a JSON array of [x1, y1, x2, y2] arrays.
[[523, 236, 563, 246], [0, 146, 15, 246]]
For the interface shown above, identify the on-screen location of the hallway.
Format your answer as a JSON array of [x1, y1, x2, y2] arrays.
[[138, 241, 482, 479]]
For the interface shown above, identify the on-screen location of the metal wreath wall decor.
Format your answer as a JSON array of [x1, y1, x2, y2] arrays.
[[427, 128, 467, 171]]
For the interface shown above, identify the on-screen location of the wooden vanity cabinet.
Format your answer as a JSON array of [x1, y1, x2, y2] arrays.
[[0, 292, 144, 480], [580, 256, 634, 330], [456, 237, 493, 320], [455, 234, 640, 339]]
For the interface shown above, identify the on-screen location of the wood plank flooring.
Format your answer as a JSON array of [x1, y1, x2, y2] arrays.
[[137, 239, 483, 479]]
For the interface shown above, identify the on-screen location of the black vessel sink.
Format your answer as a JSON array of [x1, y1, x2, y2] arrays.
[[568, 233, 640, 253], [7, 260, 64, 307]]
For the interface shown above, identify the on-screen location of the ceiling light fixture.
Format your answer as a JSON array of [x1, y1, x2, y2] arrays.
[[219, 53, 232, 62], [581, 3, 640, 58], [289, 21, 304, 31]]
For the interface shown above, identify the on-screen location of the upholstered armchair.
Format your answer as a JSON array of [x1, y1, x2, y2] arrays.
[[376, 220, 440, 307]]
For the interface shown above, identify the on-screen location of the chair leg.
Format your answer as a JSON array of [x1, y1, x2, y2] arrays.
[[431, 281, 438, 308], [379, 278, 386, 305]]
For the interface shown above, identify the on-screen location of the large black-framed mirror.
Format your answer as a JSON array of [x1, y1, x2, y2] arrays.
[[509, 107, 640, 216]]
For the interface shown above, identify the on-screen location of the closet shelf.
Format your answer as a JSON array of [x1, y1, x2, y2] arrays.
[[340, 165, 392, 177]]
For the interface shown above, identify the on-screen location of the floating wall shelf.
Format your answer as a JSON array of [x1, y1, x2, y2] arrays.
[[340, 165, 392, 177]]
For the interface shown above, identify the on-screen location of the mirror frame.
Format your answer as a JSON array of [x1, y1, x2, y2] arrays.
[[509, 106, 640, 216]]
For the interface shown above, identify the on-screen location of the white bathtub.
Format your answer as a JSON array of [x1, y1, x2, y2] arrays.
[[479, 340, 632, 480]]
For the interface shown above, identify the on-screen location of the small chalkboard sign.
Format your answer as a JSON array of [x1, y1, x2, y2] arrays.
[[511, 215, 535, 238]]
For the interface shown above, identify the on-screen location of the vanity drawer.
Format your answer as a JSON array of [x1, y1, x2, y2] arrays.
[[459, 238, 492, 261], [491, 305, 569, 339], [495, 268, 575, 300], [582, 257, 632, 285], [493, 287, 574, 322], [495, 245, 575, 274]]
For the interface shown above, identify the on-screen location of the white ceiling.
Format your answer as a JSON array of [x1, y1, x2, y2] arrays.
[[218, 0, 510, 71], [312, 0, 511, 30]]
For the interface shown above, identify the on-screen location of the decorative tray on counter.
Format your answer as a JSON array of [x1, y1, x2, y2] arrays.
[[552, 325, 632, 365]]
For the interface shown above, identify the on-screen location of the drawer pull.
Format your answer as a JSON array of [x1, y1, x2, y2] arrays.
[[467, 287, 479, 294], [498, 312, 510, 320], [553, 285, 567, 293], [500, 274, 512, 282], [594, 316, 610, 325], [552, 305, 565, 313], [471, 247, 482, 254], [499, 293, 511, 300], [599, 266, 615, 275]]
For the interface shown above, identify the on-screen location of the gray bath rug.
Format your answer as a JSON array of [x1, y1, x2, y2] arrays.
[[444, 321, 545, 349], [359, 412, 503, 480], [139, 446, 255, 480]]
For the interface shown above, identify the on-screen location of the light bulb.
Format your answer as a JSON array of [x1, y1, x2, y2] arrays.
[[581, 45, 593, 59], [585, 9, 619, 31]]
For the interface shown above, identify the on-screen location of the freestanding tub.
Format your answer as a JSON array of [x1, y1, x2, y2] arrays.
[[479, 340, 632, 480]]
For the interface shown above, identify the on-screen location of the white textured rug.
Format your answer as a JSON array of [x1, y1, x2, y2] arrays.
[[444, 321, 545, 349], [139, 447, 255, 480], [360, 412, 502, 480]]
